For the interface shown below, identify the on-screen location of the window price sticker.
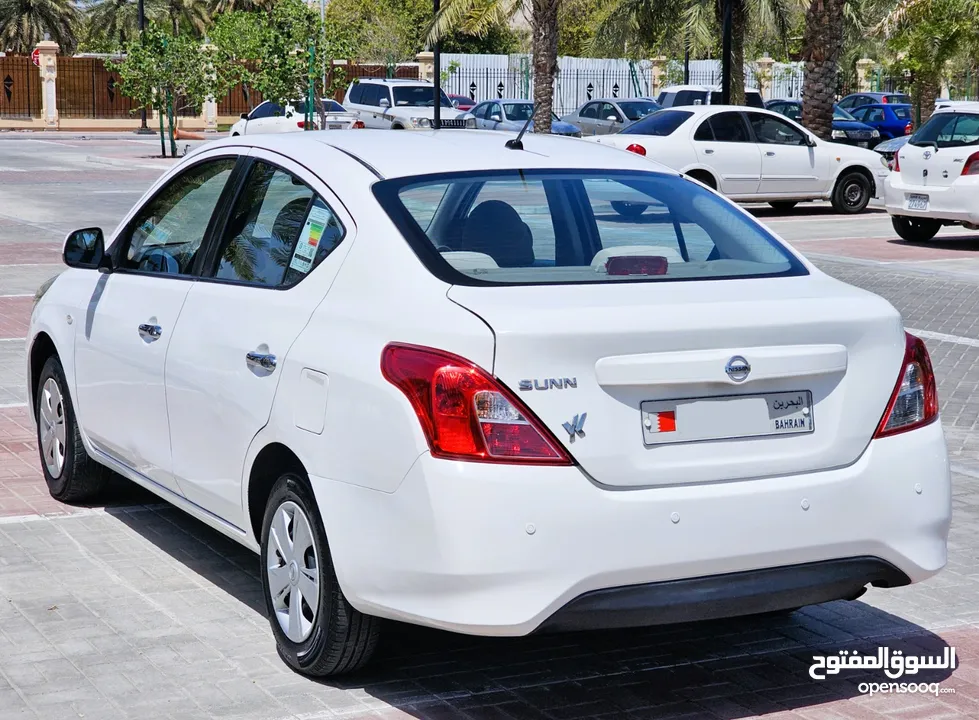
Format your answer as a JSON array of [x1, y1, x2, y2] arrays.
[[289, 204, 332, 274]]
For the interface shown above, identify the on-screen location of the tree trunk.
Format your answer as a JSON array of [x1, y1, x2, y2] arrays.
[[731, 0, 745, 105], [531, 0, 559, 133], [801, 0, 845, 140], [914, 73, 940, 126]]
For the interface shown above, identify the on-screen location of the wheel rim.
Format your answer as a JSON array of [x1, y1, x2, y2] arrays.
[[39, 378, 66, 478], [844, 181, 864, 206], [266, 500, 320, 643]]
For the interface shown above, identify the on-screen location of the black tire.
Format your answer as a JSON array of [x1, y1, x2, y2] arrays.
[[35, 355, 109, 503], [892, 215, 942, 243], [768, 201, 798, 211], [610, 200, 649, 218], [831, 171, 872, 214], [261, 472, 380, 676], [686, 171, 717, 190], [231, 132, 240, 137]]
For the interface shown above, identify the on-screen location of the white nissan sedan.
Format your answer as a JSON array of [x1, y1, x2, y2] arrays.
[[27, 130, 950, 676]]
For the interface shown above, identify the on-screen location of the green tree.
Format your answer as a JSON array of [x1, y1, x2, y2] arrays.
[[0, 0, 78, 53], [82, 0, 166, 51], [209, 10, 265, 108], [557, 0, 605, 57]]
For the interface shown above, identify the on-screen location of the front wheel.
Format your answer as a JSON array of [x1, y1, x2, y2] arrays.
[[261, 472, 380, 676], [831, 171, 872, 214], [892, 216, 941, 243], [35, 356, 109, 503]]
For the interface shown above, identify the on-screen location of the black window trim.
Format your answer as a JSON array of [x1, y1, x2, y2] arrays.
[[194, 156, 348, 292], [708, 110, 753, 143], [371, 167, 809, 288], [108, 153, 246, 282]]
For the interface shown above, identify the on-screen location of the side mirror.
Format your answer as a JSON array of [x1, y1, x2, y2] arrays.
[[489, 114, 502, 122], [379, 98, 390, 109], [806, 135, 817, 147], [607, 115, 619, 122], [63, 228, 109, 271], [240, 113, 248, 120]]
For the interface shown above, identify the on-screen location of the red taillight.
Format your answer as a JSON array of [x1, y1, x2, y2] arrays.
[[352, 120, 365, 129], [297, 121, 305, 129], [893, 152, 900, 172], [606, 255, 668, 276], [380, 343, 573, 465], [874, 333, 939, 438], [962, 151, 979, 176], [882, 96, 888, 103], [904, 123, 913, 135], [626, 143, 646, 156]]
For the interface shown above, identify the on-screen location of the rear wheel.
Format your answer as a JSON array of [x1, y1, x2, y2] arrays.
[[610, 201, 649, 218], [262, 472, 380, 676], [892, 216, 941, 243], [831, 171, 871, 214], [768, 201, 798, 211], [35, 356, 109, 503], [686, 170, 717, 190]]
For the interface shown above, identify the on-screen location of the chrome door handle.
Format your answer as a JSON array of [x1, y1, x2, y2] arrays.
[[138, 323, 162, 340], [704, 148, 714, 154], [766, 151, 776, 156], [246, 351, 277, 371]]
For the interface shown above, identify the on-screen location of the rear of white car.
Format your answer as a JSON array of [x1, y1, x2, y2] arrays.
[[311, 158, 950, 636], [886, 106, 979, 241]]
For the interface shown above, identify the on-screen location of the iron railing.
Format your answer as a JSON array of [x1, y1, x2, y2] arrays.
[[0, 55, 41, 118]]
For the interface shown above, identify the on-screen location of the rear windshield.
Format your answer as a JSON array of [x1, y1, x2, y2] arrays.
[[620, 110, 691, 136], [892, 105, 912, 119], [887, 94, 912, 104], [374, 170, 807, 286], [911, 112, 979, 148]]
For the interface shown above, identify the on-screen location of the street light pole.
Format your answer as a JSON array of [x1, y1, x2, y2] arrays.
[[720, 0, 732, 105], [432, 0, 441, 129]]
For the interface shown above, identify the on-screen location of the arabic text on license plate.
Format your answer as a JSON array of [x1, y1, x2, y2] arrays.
[[907, 194, 929, 211], [328, 124, 343, 129]]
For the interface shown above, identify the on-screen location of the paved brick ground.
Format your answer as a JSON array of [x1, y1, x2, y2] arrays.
[[1, 137, 978, 720]]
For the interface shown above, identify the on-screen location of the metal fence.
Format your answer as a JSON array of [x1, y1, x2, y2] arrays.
[[0, 55, 41, 118], [56, 57, 144, 118]]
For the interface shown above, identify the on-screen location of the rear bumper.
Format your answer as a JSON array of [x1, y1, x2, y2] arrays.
[[885, 173, 979, 224], [311, 420, 950, 636]]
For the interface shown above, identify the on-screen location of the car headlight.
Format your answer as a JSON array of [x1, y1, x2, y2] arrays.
[[880, 155, 890, 169], [871, 129, 880, 137], [465, 117, 476, 129], [410, 117, 432, 128], [831, 129, 846, 139]]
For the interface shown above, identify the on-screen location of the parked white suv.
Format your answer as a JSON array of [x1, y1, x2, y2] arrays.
[[343, 78, 476, 130], [656, 85, 766, 109], [885, 105, 979, 241]]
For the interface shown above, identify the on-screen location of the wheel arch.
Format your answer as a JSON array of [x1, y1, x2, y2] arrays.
[[28, 332, 58, 415], [835, 164, 876, 197], [683, 167, 718, 190], [246, 442, 308, 542]]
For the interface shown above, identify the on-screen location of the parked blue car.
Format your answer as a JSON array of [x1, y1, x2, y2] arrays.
[[765, 99, 881, 148], [837, 91, 912, 112], [846, 103, 914, 140]]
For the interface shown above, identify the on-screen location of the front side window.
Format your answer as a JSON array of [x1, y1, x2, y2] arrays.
[[748, 113, 806, 145], [600, 102, 622, 122], [620, 110, 691, 136], [488, 103, 503, 120], [708, 112, 750, 142], [377, 170, 806, 286], [122, 158, 236, 275], [912, 112, 979, 148], [617, 100, 660, 121], [249, 102, 283, 120], [504, 103, 533, 122], [393, 86, 452, 108], [213, 161, 344, 287], [472, 103, 488, 119]]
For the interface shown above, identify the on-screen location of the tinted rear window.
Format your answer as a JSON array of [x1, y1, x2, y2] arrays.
[[912, 112, 979, 148], [745, 93, 765, 108], [374, 170, 806, 286], [892, 106, 912, 119], [620, 110, 691, 136]]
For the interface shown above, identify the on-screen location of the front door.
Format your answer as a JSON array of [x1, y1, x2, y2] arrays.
[[746, 112, 826, 196], [73, 156, 238, 495], [692, 111, 761, 196], [165, 151, 354, 527]]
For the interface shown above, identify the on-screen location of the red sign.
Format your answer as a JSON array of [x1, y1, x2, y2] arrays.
[[31, 48, 40, 66]]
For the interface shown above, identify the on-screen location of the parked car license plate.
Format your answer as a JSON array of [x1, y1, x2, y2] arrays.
[[640, 391, 814, 446], [328, 123, 343, 130], [907, 194, 929, 211]]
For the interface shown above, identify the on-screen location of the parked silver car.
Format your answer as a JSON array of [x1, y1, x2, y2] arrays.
[[471, 99, 582, 136], [561, 97, 662, 135]]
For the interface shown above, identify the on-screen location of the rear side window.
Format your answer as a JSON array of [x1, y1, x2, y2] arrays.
[[745, 93, 765, 108], [709, 112, 750, 142], [375, 170, 806, 286], [620, 110, 691, 136], [892, 106, 912, 120], [913, 112, 979, 148], [348, 84, 364, 104]]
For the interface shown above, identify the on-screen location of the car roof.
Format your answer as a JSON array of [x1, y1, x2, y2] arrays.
[[934, 101, 979, 114], [661, 85, 762, 94], [208, 130, 672, 180], [354, 78, 430, 85]]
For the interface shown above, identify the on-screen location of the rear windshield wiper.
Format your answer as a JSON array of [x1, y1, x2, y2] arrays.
[[910, 139, 939, 150]]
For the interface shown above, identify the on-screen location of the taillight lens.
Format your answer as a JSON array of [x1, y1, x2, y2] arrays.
[[962, 151, 979, 176], [380, 343, 573, 465], [882, 97, 888, 103], [893, 152, 900, 172], [352, 120, 365, 129], [626, 143, 646, 156], [904, 123, 913, 135], [297, 121, 305, 129], [874, 333, 939, 438]]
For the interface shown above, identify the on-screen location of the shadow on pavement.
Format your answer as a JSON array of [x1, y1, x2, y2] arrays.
[[748, 205, 887, 219], [886, 236, 979, 252], [110, 504, 957, 719]]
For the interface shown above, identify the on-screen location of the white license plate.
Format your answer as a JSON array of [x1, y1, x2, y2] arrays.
[[640, 391, 814, 446], [907, 194, 929, 211], [858, 141, 869, 148], [328, 123, 343, 130]]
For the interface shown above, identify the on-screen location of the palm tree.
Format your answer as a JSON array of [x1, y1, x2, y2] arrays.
[[163, 0, 209, 36], [800, 0, 845, 139], [592, 0, 793, 106], [211, 0, 273, 12], [428, 0, 562, 133], [85, 0, 166, 48], [0, 0, 78, 53]]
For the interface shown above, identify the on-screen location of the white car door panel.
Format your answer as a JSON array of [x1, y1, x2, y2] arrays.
[[747, 112, 827, 195], [692, 111, 761, 196], [165, 151, 354, 526], [73, 156, 238, 494]]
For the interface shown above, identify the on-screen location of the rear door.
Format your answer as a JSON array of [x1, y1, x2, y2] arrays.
[[747, 111, 826, 196], [164, 151, 353, 525], [577, 102, 600, 134], [692, 111, 761, 196]]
